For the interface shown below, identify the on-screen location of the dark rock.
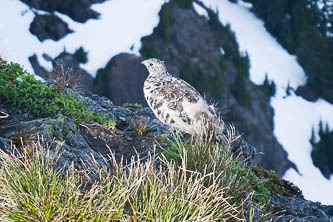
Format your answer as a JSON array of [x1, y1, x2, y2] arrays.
[[268, 194, 333, 221], [224, 87, 299, 175], [20, 0, 106, 23], [312, 155, 331, 179], [94, 53, 149, 106], [295, 85, 319, 102], [28, 54, 49, 79], [94, 53, 181, 107], [0, 137, 10, 152], [29, 14, 73, 41], [311, 130, 333, 179]]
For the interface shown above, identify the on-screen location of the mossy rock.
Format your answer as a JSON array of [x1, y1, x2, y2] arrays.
[[252, 166, 302, 197]]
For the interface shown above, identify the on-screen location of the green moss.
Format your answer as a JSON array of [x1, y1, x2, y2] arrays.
[[252, 166, 302, 197], [231, 164, 270, 206], [0, 60, 114, 126]]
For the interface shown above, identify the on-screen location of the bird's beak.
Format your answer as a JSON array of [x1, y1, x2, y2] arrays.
[[141, 60, 147, 66]]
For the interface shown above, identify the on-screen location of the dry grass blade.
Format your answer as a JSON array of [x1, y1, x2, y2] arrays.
[[0, 112, 9, 119], [0, 134, 244, 221], [50, 62, 80, 89]]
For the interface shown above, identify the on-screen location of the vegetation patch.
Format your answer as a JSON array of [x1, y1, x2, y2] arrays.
[[310, 120, 333, 179], [0, 60, 113, 125], [231, 72, 252, 107], [243, 0, 333, 102], [131, 118, 149, 136], [180, 63, 226, 98], [0, 138, 243, 221], [175, 0, 193, 9], [94, 58, 116, 95], [155, 3, 175, 42], [139, 38, 160, 59], [207, 9, 252, 106], [159, 131, 271, 209], [252, 166, 302, 197], [260, 74, 276, 98], [73, 46, 88, 64], [122, 103, 143, 109]]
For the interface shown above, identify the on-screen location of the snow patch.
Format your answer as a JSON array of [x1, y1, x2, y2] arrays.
[[193, 1, 209, 18], [219, 47, 225, 55], [0, 0, 168, 77], [202, 0, 333, 204], [238, 0, 252, 9]]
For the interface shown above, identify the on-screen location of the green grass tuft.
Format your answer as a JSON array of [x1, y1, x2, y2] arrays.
[[0, 138, 243, 221], [159, 129, 271, 208]]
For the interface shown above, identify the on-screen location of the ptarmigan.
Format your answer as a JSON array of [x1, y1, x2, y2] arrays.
[[141, 58, 220, 135]]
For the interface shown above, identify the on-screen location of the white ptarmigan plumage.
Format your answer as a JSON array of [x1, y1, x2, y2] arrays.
[[142, 58, 219, 135]]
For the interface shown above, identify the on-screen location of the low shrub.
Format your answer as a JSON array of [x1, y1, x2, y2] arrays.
[[0, 60, 113, 126]]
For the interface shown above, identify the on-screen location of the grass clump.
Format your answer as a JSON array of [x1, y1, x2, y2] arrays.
[[160, 126, 271, 209], [0, 137, 242, 221], [11, 127, 36, 148], [49, 63, 80, 89], [131, 118, 149, 136], [0, 60, 113, 126]]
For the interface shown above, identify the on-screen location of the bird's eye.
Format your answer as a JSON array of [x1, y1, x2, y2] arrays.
[[150, 63, 153, 66]]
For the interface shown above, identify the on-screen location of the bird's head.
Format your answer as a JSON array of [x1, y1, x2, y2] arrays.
[[141, 58, 167, 75]]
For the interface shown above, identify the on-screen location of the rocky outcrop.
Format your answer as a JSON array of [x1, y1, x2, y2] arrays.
[[295, 85, 320, 102], [29, 50, 94, 92], [20, 0, 107, 41], [94, 54, 149, 106], [29, 14, 73, 41], [0, 86, 332, 221], [28, 54, 49, 78], [270, 194, 333, 221], [127, 0, 293, 176], [0, 90, 169, 169], [20, 0, 106, 23]]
